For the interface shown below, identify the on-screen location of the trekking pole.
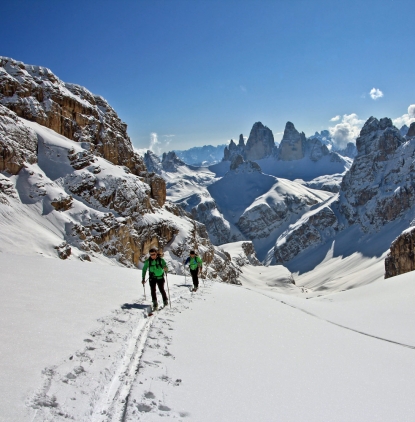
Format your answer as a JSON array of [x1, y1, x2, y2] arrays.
[[142, 278, 148, 300], [165, 273, 172, 308], [183, 263, 187, 285]]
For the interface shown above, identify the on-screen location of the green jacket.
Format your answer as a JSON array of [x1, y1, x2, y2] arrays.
[[142, 257, 167, 280], [185, 255, 203, 271]]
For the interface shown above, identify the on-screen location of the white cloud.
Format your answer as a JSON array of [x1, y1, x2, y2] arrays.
[[330, 115, 341, 122], [149, 132, 159, 153], [329, 113, 365, 149], [148, 133, 175, 154], [369, 88, 384, 100], [392, 104, 415, 129]]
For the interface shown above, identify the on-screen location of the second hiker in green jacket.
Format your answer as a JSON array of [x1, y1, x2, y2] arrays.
[[184, 250, 203, 292], [142, 248, 168, 310]]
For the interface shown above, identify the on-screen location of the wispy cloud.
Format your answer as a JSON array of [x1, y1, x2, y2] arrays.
[[330, 115, 341, 122], [393, 104, 415, 129], [148, 133, 174, 155], [329, 113, 364, 149], [369, 87, 384, 100]]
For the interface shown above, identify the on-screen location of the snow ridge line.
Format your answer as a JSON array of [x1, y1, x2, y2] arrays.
[[243, 287, 415, 351], [90, 290, 191, 422]]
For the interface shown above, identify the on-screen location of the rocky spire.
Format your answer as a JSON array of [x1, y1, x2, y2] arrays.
[[244, 122, 274, 161], [278, 122, 306, 160], [238, 134, 245, 147], [406, 122, 415, 138]]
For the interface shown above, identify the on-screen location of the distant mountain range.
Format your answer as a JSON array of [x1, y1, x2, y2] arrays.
[[1, 55, 414, 288], [174, 144, 227, 166]]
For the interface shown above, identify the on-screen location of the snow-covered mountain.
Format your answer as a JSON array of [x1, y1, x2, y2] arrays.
[[0, 57, 242, 283], [271, 117, 415, 279], [174, 144, 226, 166]]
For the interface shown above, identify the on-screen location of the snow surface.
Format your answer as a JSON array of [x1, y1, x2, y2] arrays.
[[2, 251, 415, 421]]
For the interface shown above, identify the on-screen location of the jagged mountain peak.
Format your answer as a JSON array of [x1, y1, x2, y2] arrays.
[[161, 151, 186, 172], [229, 154, 261, 173]]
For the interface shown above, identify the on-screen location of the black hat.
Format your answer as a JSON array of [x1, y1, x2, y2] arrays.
[[190, 250, 195, 254], [149, 248, 158, 253]]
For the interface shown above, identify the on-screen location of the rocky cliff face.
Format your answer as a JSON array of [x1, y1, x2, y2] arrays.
[[278, 122, 306, 161], [0, 104, 38, 174], [161, 151, 186, 172], [244, 122, 275, 161], [0, 57, 240, 283], [272, 116, 415, 264], [384, 227, 415, 278], [223, 123, 275, 162], [0, 56, 146, 175], [339, 117, 414, 229], [223, 135, 245, 162]]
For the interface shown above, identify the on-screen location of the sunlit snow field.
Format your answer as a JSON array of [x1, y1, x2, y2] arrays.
[[1, 250, 415, 422]]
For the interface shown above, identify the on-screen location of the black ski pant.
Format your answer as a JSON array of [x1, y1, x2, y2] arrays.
[[149, 276, 168, 304], [190, 268, 199, 288]]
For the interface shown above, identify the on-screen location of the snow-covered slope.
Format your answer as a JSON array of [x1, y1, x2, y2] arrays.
[[3, 252, 415, 422], [271, 117, 415, 280]]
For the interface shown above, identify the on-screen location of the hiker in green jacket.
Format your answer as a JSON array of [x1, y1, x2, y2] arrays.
[[184, 250, 203, 292], [142, 248, 168, 310]]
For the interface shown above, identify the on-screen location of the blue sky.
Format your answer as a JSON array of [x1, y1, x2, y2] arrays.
[[2, 0, 414, 152]]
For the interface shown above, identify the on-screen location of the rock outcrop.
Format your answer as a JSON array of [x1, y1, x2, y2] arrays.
[[274, 204, 338, 263], [339, 117, 414, 229], [407, 122, 415, 139], [143, 150, 163, 174], [0, 56, 146, 175], [244, 122, 275, 161], [161, 151, 186, 172], [385, 228, 415, 278], [278, 122, 306, 161], [229, 155, 261, 173], [0, 104, 38, 174], [0, 57, 241, 283], [337, 142, 358, 159], [272, 116, 415, 264], [223, 123, 275, 162], [223, 134, 246, 162]]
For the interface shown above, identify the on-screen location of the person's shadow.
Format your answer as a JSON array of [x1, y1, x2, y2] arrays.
[[121, 303, 151, 310]]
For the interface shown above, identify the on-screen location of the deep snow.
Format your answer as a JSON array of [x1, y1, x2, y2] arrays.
[[2, 251, 415, 422]]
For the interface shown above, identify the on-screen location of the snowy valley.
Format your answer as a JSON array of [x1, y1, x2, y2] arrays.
[[1, 56, 415, 421]]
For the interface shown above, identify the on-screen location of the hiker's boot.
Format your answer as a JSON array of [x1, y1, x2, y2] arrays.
[[152, 301, 158, 311], [163, 300, 169, 307]]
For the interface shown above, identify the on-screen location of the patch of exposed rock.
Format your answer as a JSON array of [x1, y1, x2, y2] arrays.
[[244, 122, 275, 161], [0, 173, 18, 204], [0, 56, 146, 175], [407, 122, 415, 139], [161, 151, 186, 172], [278, 122, 306, 161], [143, 150, 163, 174], [385, 227, 415, 278], [230, 155, 261, 173], [274, 204, 338, 264], [223, 134, 245, 162], [223, 123, 275, 162], [339, 117, 414, 229], [272, 116, 415, 264], [0, 104, 38, 174]]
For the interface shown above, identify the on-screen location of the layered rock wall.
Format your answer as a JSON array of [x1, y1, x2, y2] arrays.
[[278, 122, 306, 161], [0, 56, 145, 175], [0, 104, 37, 174], [385, 228, 415, 278]]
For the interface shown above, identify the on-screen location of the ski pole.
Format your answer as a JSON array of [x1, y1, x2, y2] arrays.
[[142, 278, 148, 300], [165, 273, 172, 308]]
